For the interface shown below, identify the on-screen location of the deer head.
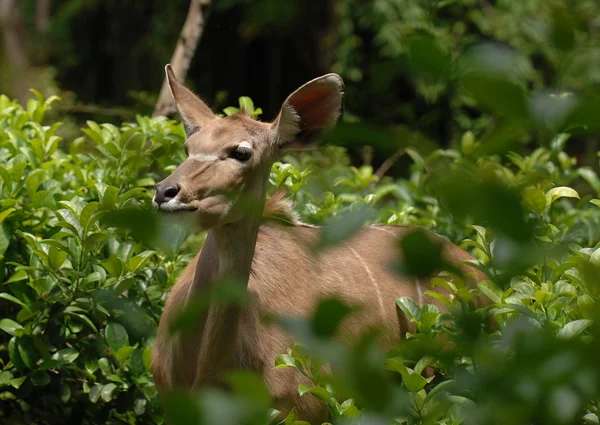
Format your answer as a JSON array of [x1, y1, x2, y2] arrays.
[[153, 65, 344, 229]]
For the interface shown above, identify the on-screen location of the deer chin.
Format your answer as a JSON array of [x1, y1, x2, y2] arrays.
[[179, 195, 238, 230]]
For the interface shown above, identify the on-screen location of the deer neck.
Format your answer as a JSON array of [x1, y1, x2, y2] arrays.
[[188, 214, 262, 298], [184, 214, 263, 386], [213, 217, 261, 283]]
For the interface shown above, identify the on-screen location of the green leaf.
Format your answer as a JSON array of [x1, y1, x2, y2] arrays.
[[105, 322, 129, 352], [30, 370, 51, 386], [238, 96, 255, 114], [461, 131, 475, 154], [98, 357, 112, 375], [478, 280, 503, 304], [274, 353, 301, 370], [281, 407, 298, 425], [83, 232, 109, 252], [89, 385, 102, 403], [226, 370, 271, 407], [386, 358, 410, 377], [223, 106, 238, 116], [556, 319, 593, 339], [10, 376, 26, 389], [265, 408, 282, 424], [298, 384, 331, 402], [143, 348, 152, 372], [8, 337, 25, 371], [403, 372, 429, 393], [6, 270, 27, 283], [0, 223, 10, 257], [0, 293, 29, 310], [522, 187, 547, 215], [60, 382, 71, 403], [0, 208, 16, 224], [396, 229, 446, 277], [100, 383, 118, 402], [0, 371, 12, 386], [48, 246, 68, 270], [0, 319, 23, 336], [79, 201, 100, 230], [128, 250, 155, 272], [18, 338, 37, 368], [590, 248, 600, 268], [124, 132, 146, 151], [115, 346, 135, 363], [396, 297, 420, 321], [113, 277, 136, 294], [545, 187, 579, 208], [134, 398, 147, 416], [311, 297, 352, 339], [316, 205, 376, 250], [101, 254, 123, 277], [578, 294, 595, 320], [52, 348, 80, 365], [135, 177, 155, 187], [100, 185, 120, 210], [414, 356, 434, 375]]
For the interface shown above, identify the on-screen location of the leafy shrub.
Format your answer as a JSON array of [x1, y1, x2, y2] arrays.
[[1, 89, 600, 425], [0, 92, 189, 424]]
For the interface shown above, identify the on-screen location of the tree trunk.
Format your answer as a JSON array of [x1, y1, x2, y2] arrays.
[[0, 0, 32, 104], [36, 0, 51, 34], [153, 0, 212, 117]]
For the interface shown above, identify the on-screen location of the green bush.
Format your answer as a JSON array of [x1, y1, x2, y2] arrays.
[[0, 92, 189, 424], [1, 90, 600, 425]]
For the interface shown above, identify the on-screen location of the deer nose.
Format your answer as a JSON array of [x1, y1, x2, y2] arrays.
[[154, 184, 180, 205]]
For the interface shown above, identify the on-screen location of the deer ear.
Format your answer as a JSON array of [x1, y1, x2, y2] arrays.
[[165, 64, 216, 135], [272, 73, 344, 149]]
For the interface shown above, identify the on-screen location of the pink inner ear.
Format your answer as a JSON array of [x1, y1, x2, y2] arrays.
[[288, 83, 342, 132]]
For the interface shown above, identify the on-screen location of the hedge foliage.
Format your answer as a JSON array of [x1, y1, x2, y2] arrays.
[[0, 83, 599, 425]]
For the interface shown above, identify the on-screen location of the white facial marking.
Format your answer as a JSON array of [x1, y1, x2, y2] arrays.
[[189, 153, 220, 162], [238, 140, 252, 149]]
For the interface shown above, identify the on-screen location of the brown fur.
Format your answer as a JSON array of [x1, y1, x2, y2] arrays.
[[151, 66, 491, 423]]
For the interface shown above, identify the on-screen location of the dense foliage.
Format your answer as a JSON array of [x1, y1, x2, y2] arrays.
[[2, 1, 600, 424], [1, 84, 600, 424]]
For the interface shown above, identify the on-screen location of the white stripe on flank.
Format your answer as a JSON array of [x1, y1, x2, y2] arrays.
[[348, 246, 386, 320], [189, 153, 220, 162], [370, 226, 425, 305], [415, 277, 424, 306], [370, 225, 399, 238]]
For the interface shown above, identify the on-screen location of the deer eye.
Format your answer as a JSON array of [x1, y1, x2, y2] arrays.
[[230, 145, 252, 162]]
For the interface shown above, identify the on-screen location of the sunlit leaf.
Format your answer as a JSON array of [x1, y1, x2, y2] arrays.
[[545, 186, 579, 208], [556, 319, 592, 340]]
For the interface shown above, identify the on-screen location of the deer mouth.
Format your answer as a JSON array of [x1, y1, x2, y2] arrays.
[[153, 199, 198, 213]]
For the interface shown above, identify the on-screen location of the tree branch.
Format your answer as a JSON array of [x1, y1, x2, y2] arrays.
[[374, 147, 406, 180], [152, 0, 212, 117]]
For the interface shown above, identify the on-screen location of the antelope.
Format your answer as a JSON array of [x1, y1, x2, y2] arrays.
[[151, 65, 489, 422]]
